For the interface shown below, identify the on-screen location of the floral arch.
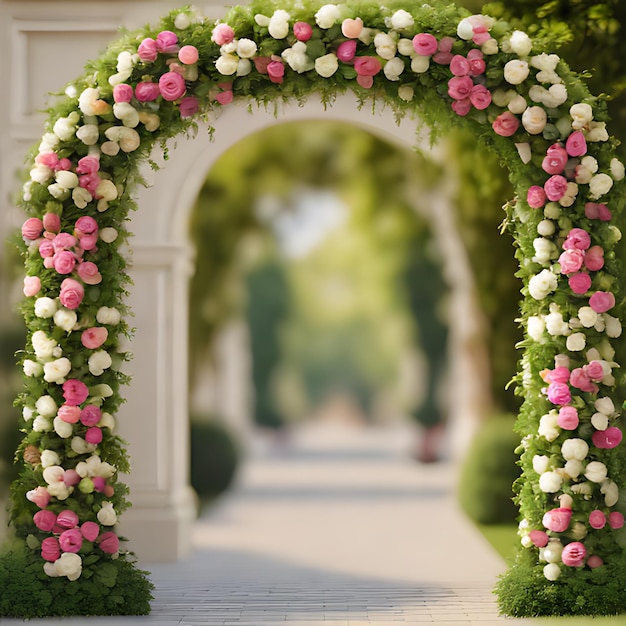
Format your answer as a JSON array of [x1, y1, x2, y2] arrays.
[[1, 0, 626, 618]]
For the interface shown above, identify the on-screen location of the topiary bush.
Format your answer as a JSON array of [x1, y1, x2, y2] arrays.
[[190, 418, 240, 500], [458, 415, 522, 525]]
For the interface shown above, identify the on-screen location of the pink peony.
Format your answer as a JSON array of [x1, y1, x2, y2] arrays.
[[59, 278, 84, 309], [23, 275, 41, 297], [178, 45, 199, 65], [138, 37, 158, 62], [542, 144, 568, 175], [354, 57, 382, 77], [36, 152, 59, 169], [58, 404, 81, 424], [584, 246, 604, 272], [565, 131, 587, 157], [412, 33, 438, 56], [609, 512, 625, 529], [211, 23, 235, 46], [63, 379, 89, 406], [34, 510, 57, 532], [526, 185, 546, 208], [592, 426, 623, 449], [43, 213, 61, 233], [22, 217, 44, 240], [80, 405, 102, 427], [267, 60, 285, 84], [77, 261, 102, 285], [492, 112, 520, 137], [529, 530, 549, 547], [27, 486, 51, 508], [469, 84, 491, 110], [546, 366, 570, 384], [56, 510, 79, 529], [585, 202, 612, 221], [561, 541, 586, 567], [75, 156, 100, 176], [159, 72, 186, 101], [113, 84, 134, 103], [542, 507, 573, 532], [544, 175, 568, 201], [81, 521, 100, 542], [558, 249, 584, 274], [75, 215, 99, 235], [563, 228, 591, 251], [81, 327, 108, 349], [156, 30, 178, 53], [569, 272, 591, 295], [547, 382, 571, 405], [98, 531, 120, 554], [135, 81, 161, 102], [59, 528, 83, 553], [589, 291, 615, 313], [450, 55, 470, 76], [337, 40, 357, 62], [85, 427, 103, 445], [589, 510, 606, 529], [557, 406, 579, 430], [293, 22, 313, 41], [179, 96, 200, 118], [447, 76, 473, 100], [53, 250, 76, 275], [41, 537, 61, 562]]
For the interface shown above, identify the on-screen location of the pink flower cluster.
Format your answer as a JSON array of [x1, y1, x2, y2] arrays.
[[412, 33, 455, 64], [558, 227, 603, 295]]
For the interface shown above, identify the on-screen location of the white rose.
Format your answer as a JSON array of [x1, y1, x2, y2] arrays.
[[215, 54, 239, 75], [113, 102, 139, 128], [76, 124, 100, 146], [282, 42, 314, 73], [44, 357, 72, 383], [53, 113, 79, 141], [236, 38, 258, 59], [56, 553, 82, 581], [397, 38, 415, 57], [537, 219, 556, 237], [53, 416, 74, 438], [531, 53, 559, 73], [591, 412, 609, 431], [47, 183, 69, 200], [398, 85, 414, 101], [503, 59, 530, 85], [23, 359, 43, 377], [521, 535, 533, 548], [533, 455, 550, 474], [587, 121, 609, 142], [88, 350, 113, 376], [34, 297, 58, 319], [544, 563, 561, 581], [522, 106, 547, 135], [528, 269, 557, 300], [268, 10, 290, 38], [411, 55, 430, 73], [566, 332, 586, 351], [481, 38, 499, 55], [383, 57, 404, 81], [100, 141, 120, 157], [374, 33, 397, 60], [570, 103, 593, 129], [527, 315, 545, 341], [47, 481, 71, 500], [315, 54, 339, 78], [601, 479, 619, 506], [509, 30, 532, 56], [71, 436, 96, 455], [610, 158, 625, 181], [99, 227, 118, 244], [29, 164, 53, 185], [174, 12, 192, 30], [42, 466, 64, 486], [563, 459, 583, 479], [541, 538, 563, 564], [539, 471, 562, 493], [33, 415, 52, 432], [539, 412, 559, 441], [603, 314, 622, 338], [35, 395, 57, 418], [97, 502, 118, 526], [40, 450, 60, 468], [390, 9, 414, 30], [39, 133, 60, 152], [533, 237, 557, 265], [54, 308, 78, 332], [254, 13, 271, 27], [589, 173, 613, 199], [23, 407, 34, 421], [585, 461, 608, 483], [545, 311, 569, 336], [315, 4, 340, 28], [561, 438, 589, 461], [595, 396, 616, 417], [237, 59, 252, 76], [457, 17, 475, 40], [97, 306, 122, 325], [577, 306, 598, 328]]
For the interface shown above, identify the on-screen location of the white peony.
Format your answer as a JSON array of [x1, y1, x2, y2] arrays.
[[374, 33, 397, 60], [55, 552, 82, 581], [532, 455, 550, 474], [591, 412, 609, 431], [563, 459, 583, 479], [610, 158, 625, 181], [482, 38, 499, 55], [522, 106, 548, 135], [268, 10, 290, 38], [99, 227, 118, 243], [72, 186, 93, 209], [528, 269, 557, 300], [503, 59, 530, 85], [44, 357, 72, 383], [543, 563, 561, 581], [601, 479, 619, 507], [282, 42, 314, 73], [237, 59, 252, 76], [54, 308, 78, 332], [32, 330, 57, 360], [589, 173, 613, 199], [53, 112, 79, 141], [40, 450, 60, 468], [577, 306, 598, 328], [537, 219, 555, 237], [545, 311, 569, 336], [587, 121, 609, 142], [89, 350, 113, 376], [71, 436, 96, 455], [35, 395, 57, 418], [397, 38, 415, 57], [595, 396, 616, 417], [604, 314, 622, 338], [34, 297, 58, 319], [539, 471, 562, 493], [23, 359, 43, 377], [411, 55, 430, 73], [585, 461, 608, 483], [236, 38, 258, 59], [33, 415, 52, 432], [533, 237, 557, 265], [113, 102, 139, 128], [561, 438, 589, 461], [398, 85, 414, 102], [538, 412, 559, 442], [315, 4, 340, 28], [570, 103, 593, 129]]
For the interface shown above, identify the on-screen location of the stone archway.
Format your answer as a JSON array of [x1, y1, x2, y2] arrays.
[[2, 0, 626, 618]]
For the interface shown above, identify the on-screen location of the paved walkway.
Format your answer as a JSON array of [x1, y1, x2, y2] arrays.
[[0, 420, 535, 625]]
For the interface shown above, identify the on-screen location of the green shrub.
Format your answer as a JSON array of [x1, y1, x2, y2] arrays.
[[458, 415, 521, 525], [190, 419, 239, 500]]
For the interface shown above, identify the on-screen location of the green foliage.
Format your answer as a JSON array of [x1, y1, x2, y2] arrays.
[[190, 419, 240, 499], [458, 415, 522, 524], [0, 539, 153, 618]]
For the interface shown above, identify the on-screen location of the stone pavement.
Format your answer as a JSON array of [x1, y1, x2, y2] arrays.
[[0, 420, 537, 625]]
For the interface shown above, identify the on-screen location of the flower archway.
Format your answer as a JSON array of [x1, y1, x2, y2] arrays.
[[1, 0, 625, 618]]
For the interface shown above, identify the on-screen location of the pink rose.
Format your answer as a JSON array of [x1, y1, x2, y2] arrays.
[[544, 175, 568, 201], [451, 99, 471, 116], [59, 278, 84, 310], [56, 510, 79, 529], [569, 272, 591, 295], [36, 152, 59, 169], [433, 37, 454, 64], [98, 531, 120, 554], [79, 234, 98, 252], [542, 144, 568, 175], [178, 45, 199, 65], [215, 90, 234, 105], [41, 537, 61, 562], [609, 512, 625, 529], [59, 528, 83, 553], [565, 131, 587, 157], [63, 379, 89, 406], [27, 486, 51, 508], [563, 228, 591, 251], [113, 84, 134, 103], [267, 60, 285, 84], [542, 507, 572, 532], [179, 96, 200, 118], [80, 405, 102, 427], [561, 541, 586, 567], [253, 57, 271, 74], [211, 23, 235, 46], [58, 404, 81, 424], [585, 202, 612, 221], [584, 360, 605, 381], [557, 406, 579, 430], [39, 240, 54, 258], [63, 469, 81, 487], [34, 510, 57, 532], [156, 30, 178, 53], [467, 49, 486, 76], [526, 185, 546, 208], [76, 156, 100, 176], [589, 291, 615, 313], [81, 327, 108, 349], [53, 250, 76, 275], [135, 81, 161, 102], [447, 76, 473, 100], [529, 530, 549, 547], [23, 275, 41, 297], [584, 246, 604, 272], [293, 22, 313, 41], [558, 249, 584, 274], [43, 213, 61, 233], [337, 40, 357, 62], [587, 555, 603, 568], [412, 33, 438, 56], [570, 368, 597, 393], [354, 57, 382, 77], [138, 37, 158, 62], [546, 366, 570, 384], [450, 55, 470, 76], [469, 84, 491, 110], [53, 233, 77, 253], [85, 427, 103, 445], [589, 510, 606, 529], [22, 217, 44, 240], [81, 521, 100, 542], [493, 111, 520, 137], [77, 261, 102, 285], [79, 173, 101, 196], [75, 216, 98, 236], [592, 426, 623, 449], [547, 382, 571, 405], [159, 72, 186, 101]]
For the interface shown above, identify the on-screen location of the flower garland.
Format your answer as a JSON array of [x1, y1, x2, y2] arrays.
[[3, 0, 626, 617]]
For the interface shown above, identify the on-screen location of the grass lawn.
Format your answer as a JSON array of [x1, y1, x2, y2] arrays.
[[478, 523, 626, 625]]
